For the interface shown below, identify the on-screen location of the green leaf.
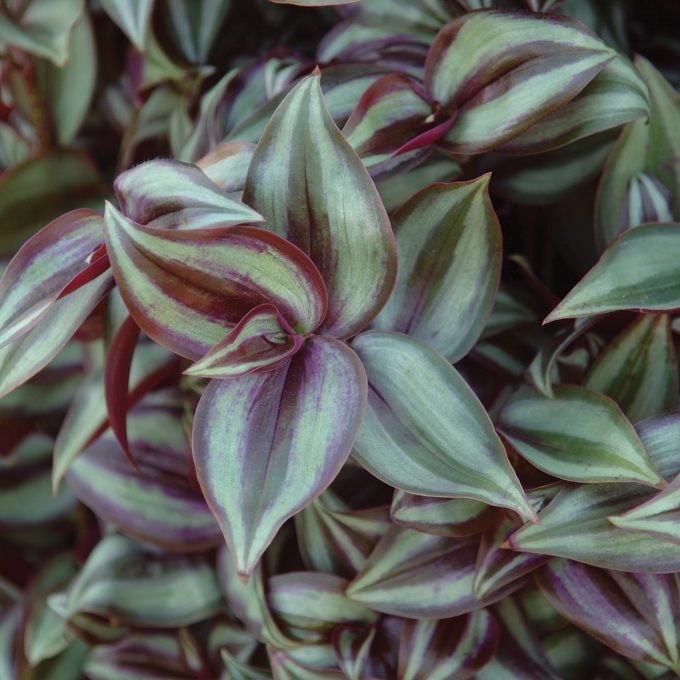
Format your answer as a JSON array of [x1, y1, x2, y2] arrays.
[[390, 491, 494, 538], [243, 71, 397, 339], [346, 525, 522, 619], [332, 626, 374, 680], [585, 315, 678, 422], [372, 176, 501, 362], [0, 0, 83, 66], [196, 141, 255, 193], [104, 204, 327, 360], [193, 336, 367, 578], [546, 224, 680, 322], [498, 385, 664, 486], [537, 560, 680, 673], [425, 10, 615, 153], [100, 0, 154, 50], [352, 331, 535, 522], [398, 610, 498, 680]]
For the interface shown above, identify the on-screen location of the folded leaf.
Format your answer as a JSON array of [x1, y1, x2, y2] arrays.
[[498, 385, 664, 486], [424, 10, 615, 153], [546, 224, 680, 322], [243, 71, 397, 339], [104, 204, 327, 359], [537, 560, 680, 672], [185, 304, 303, 379], [609, 473, 680, 546], [0, 209, 103, 349], [269, 651, 345, 680], [114, 159, 263, 229], [193, 336, 367, 578], [398, 610, 498, 680], [347, 526, 523, 619], [100, 0, 153, 50], [196, 141, 256, 194], [390, 491, 495, 538], [332, 626, 375, 680], [585, 314, 678, 422], [352, 331, 535, 522], [372, 176, 501, 362]]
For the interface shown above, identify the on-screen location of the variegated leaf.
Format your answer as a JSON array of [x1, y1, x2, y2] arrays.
[[546, 224, 680, 322], [352, 331, 535, 522], [424, 10, 615, 153], [221, 650, 272, 680], [184, 304, 303, 379], [585, 314, 678, 422], [243, 71, 397, 339], [498, 385, 664, 486], [372, 176, 501, 362], [100, 0, 154, 51], [193, 336, 366, 578], [390, 491, 495, 538], [196, 141, 255, 194], [332, 626, 375, 680], [398, 610, 498, 680], [104, 204, 327, 359], [113, 159, 263, 229], [0, 209, 103, 349], [537, 560, 680, 673], [270, 650, 345, 680]]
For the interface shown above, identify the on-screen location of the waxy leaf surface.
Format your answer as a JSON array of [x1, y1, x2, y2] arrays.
[[104, 205, 327, 359], [243, 72, 397, 339], [352, 332, 535, 521], [498, 385, 663, 486], [537, 560, 680, 672], [193, 336, 366, 578], [373, 177, 501, 362], [546, 224, 680, 321], [424, 10, 615, 153]]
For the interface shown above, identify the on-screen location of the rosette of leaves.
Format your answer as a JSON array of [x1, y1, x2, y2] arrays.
[[2, 0, 680, 678]]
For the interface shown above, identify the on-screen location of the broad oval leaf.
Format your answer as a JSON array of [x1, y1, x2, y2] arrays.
[[0, 209, 103, 349], [196, 141, 255, 194], [546, 223, 680, 322], [585, 314, 678, 422], [398, 610, 498, 680], [184, 304, 303, 379], [113, 159, 263, 229], [390, 491, 495, 538], [372, 176, 501, 362], [536, 560, 680, 672], [352, 331, 535, 522], [346, 526, 523, 619], [243, 71, 397, 339], [193, 335, 367, 578], [104, 204, 328, 359], [497, 385, 664, 486], [424, 10, 615, 153]]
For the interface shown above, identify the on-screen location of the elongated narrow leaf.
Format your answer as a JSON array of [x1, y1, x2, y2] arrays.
[[537, 560, 680, 672], [390, 491, 494, 538], [352, 332, 535, 522], [268, 573, 377, 640], [270, 651, 345, 680], [222, 650, 272, 680], [398, 610, 498, 680], [424, 10, 615, 153], [184, 304, 303, 379], [585, 315, 678, 421], [104, 205, 327, 359], [193, 336, 366, 578], [498, 385, 663, 486], [609, 473, 680, 546], [295, 491, 390, 577], [347, 526, 522, 619], [546, 224, 680, 322], [243, 72, 397, 339], [65, 395, 222, 552], [60, 534, 223, 628], [497, 56, 649, 155], [100, 0, 154, 50], [0, 271, 112, 400], [0, 209, 103, 349], [114, 159, 263, 229], [332, 626, 375, 680], [372, 176, 500, 362]]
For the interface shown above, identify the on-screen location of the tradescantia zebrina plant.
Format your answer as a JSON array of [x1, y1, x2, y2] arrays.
[[3, 0, 680, 678]]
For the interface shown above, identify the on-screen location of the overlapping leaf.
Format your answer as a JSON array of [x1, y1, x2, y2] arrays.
[[104, 204, 327, 359], [352, 331, 535, 521], [243, 71, 397, 339]]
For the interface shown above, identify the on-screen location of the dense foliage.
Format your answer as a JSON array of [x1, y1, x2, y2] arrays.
[[2, 0, 680, 678]]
